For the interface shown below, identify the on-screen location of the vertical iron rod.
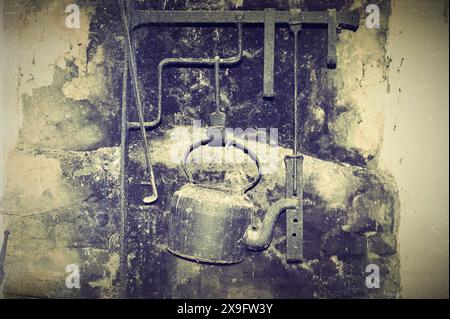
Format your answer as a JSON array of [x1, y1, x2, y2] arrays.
[[214, 56, 221, 112], [119, 45, 129, 298], [263, 8, 276, 97], [0, 230, 10, 286], [120, 0, 158, 204], [292, 26, 301, 195], [287, 22, 303, 262]]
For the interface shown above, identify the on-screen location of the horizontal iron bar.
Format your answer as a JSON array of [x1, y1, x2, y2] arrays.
[[131, 9, 360, 30]]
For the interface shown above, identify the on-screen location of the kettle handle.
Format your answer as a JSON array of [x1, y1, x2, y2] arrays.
[[182, 136, 262, 194]]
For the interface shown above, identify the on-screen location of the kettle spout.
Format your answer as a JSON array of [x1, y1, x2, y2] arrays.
[[244, 198, 298, 250]]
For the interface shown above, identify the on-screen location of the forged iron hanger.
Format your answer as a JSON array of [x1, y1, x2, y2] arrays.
[[122, 3, 359, 199], [130, 7, 360, 97], [0, 230, 10, 286], [120, 0, 158, 205], [118, 0, 360, 295]]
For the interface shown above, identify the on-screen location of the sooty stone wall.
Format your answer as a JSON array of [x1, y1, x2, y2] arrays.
[[1, 0, 399, 299]]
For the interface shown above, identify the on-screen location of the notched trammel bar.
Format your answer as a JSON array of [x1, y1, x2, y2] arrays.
[[285, 156, 303, 263]]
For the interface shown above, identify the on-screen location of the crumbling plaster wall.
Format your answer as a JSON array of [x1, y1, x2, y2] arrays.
[[0, 0, 401, 298], [381, 0, 449, 298], [1, 0, 22, 298]]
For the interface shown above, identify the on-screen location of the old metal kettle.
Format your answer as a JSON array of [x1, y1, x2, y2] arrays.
[[168, 137, 298, 264]]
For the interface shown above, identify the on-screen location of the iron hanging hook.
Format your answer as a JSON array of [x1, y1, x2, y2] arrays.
[[0, 230, 10, 286], [120, 0, 158, 204]]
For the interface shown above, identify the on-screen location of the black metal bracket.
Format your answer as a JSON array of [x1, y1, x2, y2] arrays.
[[327, 9, 338, 68], [264, 8, 276, 97], [0, 230, 10, 286], [285, 156, 303, 262], [130, 7, 360, 95]]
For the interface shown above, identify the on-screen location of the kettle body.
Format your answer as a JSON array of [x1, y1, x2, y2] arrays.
[[168, 183, 254, 264], [167, 137, 299, 264]]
